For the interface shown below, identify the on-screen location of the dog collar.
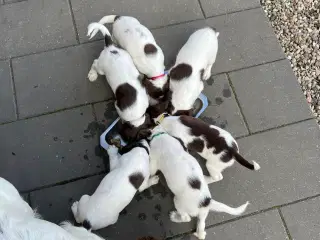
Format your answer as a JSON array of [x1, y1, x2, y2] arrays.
[[155, 112, 170, 125], [150, 132, 166, 141], [147, 70, 169, 81]]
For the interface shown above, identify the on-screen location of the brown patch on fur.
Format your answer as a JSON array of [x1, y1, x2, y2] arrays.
[[180, 116, 256, 169], [115, 83, 137, 111], [187, 138, 204, 152], [129, 172, 144, 189], [232, 141, 238, 152], [142, 76, 169, 101], [180, 115, 228, 151], [169, 63, 192, 81], [188, 177, 201, 190], [174, 109, 193, 116], [118, 114, 154, 142], [114, 15, 121, 21], [144, 44, 158, 55], [199, 197, 211, 208]]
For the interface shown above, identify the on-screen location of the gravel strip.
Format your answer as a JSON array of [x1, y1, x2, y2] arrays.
[[261, 0, 320, 124]]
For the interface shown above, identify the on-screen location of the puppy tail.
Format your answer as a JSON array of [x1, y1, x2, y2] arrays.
[[87, 22, 111, 40], [98, 15, 119, 25], [82, 219, 92, 231], [210, 199, 249, 216], [230, 148, 260, 171]]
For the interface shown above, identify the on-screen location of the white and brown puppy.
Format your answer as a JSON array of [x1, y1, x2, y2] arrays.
[[0, 177, 104, 240], [87, 22, 150, 140], [88, 15, 168, 105], [71, 140, 159, 230], [157, 114, 260, 183], [148, 125, 249, 239], [168, 27, 219, 116]]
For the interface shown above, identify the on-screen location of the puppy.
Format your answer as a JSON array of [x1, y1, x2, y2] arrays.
[[88, 15, 168, 105], [157, 114, 260, 182], [0, 177, 104, 240], [71, 140, 159, 230], [87, 22, 149, 129], [148, 125, 249, 239], [168, 27, 219, 115]]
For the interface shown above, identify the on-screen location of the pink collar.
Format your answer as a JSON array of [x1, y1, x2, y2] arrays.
[[147, 71, 168, 81], [147, 73, 166, 81]]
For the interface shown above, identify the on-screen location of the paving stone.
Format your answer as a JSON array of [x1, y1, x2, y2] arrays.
[[0, 60, 16, 123], [30, 175, 104, 224], [206, 8, 285, 74], [70, 0, 204, 43], [203, 120, 320, 227], [0, 0, 77, 59], [173, 210, 288, 240], [93, 101, 118, 127], [229, 60, 312, 132], [0, 106, 105, 192], [164, 119, 320, 237], [152, 8, 284, 73], [12, 41, 112, 118], [281, 197, 320, 240], [199, 0, 260, 18], [200, 74, 248, 138], [4, 0, 26, 4], [30, 173, 177, 240]]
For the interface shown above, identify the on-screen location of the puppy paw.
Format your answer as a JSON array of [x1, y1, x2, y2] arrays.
[[169, 211, 181, 223], [107, 144, 119, 154], [211, 173, 223, 182], [149, 175, 160, 186], [194, 231, 207, 239], [180, 214, 191, 222], [202, 69, 212, 81], [88, 70, 98, 82], [169, 211, 191, 222], [71, 201, 79, 217]]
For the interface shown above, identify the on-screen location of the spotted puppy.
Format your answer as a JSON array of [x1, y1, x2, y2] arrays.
[[157, 115, 261, 182], [87, 23, 150, 137], [71, 140, 159, 230], [168, 27, 219, 116], [88, 15, 168, 106], [148, 125, 249, 239], [0, 177, 104, 240]]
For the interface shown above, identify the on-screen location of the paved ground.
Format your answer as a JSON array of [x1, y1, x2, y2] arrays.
[[0, 0, 319, 239]]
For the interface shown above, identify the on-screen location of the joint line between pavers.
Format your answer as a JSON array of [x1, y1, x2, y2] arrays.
[[213, 57, 287, 77], [0, 99, 114, 127], [204, 5, 262, 19], [67, 0, 80, 44], [235, 117, 315, 140], [197, 0, 206, 18], [226, 72, 251, 134], [20, 171, 106, 194], [278, 208, 293, 240], [9, 59, 19, 120], [2, 0, 27, 5]]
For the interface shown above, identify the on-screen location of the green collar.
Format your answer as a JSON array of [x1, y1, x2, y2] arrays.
[[150, 132, 166, 141]]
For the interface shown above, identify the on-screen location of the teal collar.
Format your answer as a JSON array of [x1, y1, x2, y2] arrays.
[[150, 132, 166, 141]]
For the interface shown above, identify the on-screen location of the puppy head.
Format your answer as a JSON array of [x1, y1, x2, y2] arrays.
[[119, 114, 154, 142]]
